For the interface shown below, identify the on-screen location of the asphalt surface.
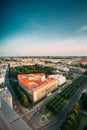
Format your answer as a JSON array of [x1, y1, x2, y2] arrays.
[[36, 80, 87, 130]]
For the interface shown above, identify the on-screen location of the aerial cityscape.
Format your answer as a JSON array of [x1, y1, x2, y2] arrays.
[[0, 0, 87, 130]]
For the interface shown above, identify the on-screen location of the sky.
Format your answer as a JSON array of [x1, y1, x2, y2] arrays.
[[0, 0, 87, 56]]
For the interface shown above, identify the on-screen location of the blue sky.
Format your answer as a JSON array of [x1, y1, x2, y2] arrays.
[[0, 0, 87, 56]]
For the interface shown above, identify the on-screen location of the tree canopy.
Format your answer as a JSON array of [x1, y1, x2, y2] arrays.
[[80, 92, 87, 111]]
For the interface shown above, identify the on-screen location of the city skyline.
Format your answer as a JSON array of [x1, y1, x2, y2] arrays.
[[0, 0, 87, 56]]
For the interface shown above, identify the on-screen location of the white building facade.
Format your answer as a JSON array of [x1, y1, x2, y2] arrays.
[[48, 75, 66, 86]]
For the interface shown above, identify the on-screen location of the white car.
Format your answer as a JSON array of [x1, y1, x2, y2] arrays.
[[58, 90, 61, 94], [47, 93, 52, 96]]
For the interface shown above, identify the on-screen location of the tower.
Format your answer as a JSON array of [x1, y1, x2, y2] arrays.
[[27, 55, 29, 60], [17, 52, 18, 61]]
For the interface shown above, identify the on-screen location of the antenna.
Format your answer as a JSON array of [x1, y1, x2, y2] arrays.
[[27, 54, 29, 61]]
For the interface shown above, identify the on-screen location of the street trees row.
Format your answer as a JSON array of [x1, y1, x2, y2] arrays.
[[45, 76, 86, 116], [83, 70, 87, 75], [46, 96, 65, 115], [80, 92, 87, 111], [61, 103, 81, 130], [10, 80, 30, 108], [74, 63, 87, 69], [60, 76, 86, 99], [61, 92, 87, 130], [83, 125, 87, 130]]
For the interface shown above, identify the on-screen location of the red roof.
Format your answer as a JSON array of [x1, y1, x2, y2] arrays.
[[18, 73, 56, 92]]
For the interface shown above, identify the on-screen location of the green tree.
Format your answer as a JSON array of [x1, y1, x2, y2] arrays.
[[80, 92, 87, 111]]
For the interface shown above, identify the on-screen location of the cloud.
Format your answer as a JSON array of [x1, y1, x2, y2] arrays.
[[75, 25, 87, 33]]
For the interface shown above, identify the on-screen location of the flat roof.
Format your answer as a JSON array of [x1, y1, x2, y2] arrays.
[[18, 74, 56, 92], [49, 74, 65, 79]]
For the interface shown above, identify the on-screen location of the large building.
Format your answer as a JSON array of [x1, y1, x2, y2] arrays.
[[72, 58, 87, 65], [48, 75, 66, 86], [18, 73, 58, 102], [57, 66, 69, 72], [0, 64, 8, 86]]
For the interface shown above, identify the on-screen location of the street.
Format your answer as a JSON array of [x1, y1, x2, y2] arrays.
[[36, 80, 87, 130]]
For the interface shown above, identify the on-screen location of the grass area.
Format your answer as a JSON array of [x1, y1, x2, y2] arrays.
[[48, 113, 56, 121], [41, 107, 56, 121], [78, 113, 87, 130], [60, 76, 86, 99], [41, 98, 66, 122], [58, 82, 67, 87], [41, 108, 49, 115]]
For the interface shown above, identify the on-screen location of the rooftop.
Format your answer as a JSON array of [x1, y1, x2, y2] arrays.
[[49, 74, 65, 79], [18, 73, 56, 92]]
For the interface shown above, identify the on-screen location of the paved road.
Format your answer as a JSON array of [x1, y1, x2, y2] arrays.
[[34, 80, 87, 130]]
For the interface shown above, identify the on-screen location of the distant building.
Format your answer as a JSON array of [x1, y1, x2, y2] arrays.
[[72, 58, 87, 65], [18, 73, 58, 102], [57, 66, 69, 72], [69, 67, 85, 74], [79, 59, 87, 65], [48, 75, 66, 86], [67, 60, 72, 65]]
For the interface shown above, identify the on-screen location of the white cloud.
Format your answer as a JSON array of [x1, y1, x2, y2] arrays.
[[75, 25, 87, 33]]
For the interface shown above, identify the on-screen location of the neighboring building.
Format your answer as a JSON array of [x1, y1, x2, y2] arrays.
[[0, 76, 4, 86], [0, 99, 31, 130], [18, 73, 58, 102], [0, 87, 13, 109], [69, 67, 85, 74], [0, 64, 13, 109], [0, 64, 8, 86], [48, 75, 66, 86], [57, 66, 69, 72], [0, 69, 6, 86]]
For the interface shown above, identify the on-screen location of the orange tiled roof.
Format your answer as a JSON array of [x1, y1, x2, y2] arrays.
[[18, 73, 56, 92]]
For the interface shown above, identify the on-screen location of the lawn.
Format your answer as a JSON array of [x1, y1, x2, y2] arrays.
[[41, 108, 56, 121], [78, 113, 87, 130]]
